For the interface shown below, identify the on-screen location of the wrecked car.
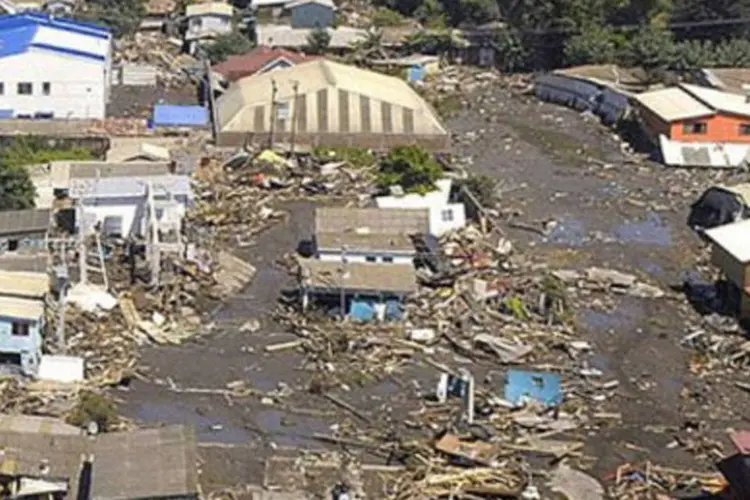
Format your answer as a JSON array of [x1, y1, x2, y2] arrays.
[[688, 183, 750, 232]]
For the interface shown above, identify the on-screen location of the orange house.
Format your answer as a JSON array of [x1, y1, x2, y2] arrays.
[[634, 83, 750, 144]]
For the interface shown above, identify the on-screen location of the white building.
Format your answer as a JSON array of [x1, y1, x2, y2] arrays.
[[314, 207, 428, 264], [69, 175, 193, 238], [0, 13, 112, 119], [185, 2, 233, 54], [376, 178, 466, 236]]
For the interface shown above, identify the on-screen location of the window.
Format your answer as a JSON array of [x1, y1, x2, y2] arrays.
[[682, 122, 707, 134], [740, 124, 750, 135], [191, 17, 202, 28], [365, 256, 376, 263], [17, 82, 32, 95], [7, 239, 18, 251], [42, 82, 50, 95], [382, 256, 394, 263], [441, 209, 454, 222], [12, 322, 29, 336], [0, 82, 5, 95]]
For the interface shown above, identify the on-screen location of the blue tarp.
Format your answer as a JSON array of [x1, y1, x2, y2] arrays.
[[596, 88, 630, 125], [0, 109, 14, 118], [348, 297, 404, 322], [152, 104, 208, 127], [408, 64, 426, 82], [504, 369, 562, 407]]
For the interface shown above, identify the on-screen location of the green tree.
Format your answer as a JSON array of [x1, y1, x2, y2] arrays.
[[377, 146, 443, 194], [0, 164, 35, 211], [203, 32, 255, 63], [620, 26, 676, 80], [75, 0, 145, 38], [306, 26, 331, 55], [564, 26, 624, 65]]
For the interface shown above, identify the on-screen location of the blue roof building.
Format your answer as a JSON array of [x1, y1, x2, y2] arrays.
[[152, 104, 209, 128], [0, 13, 112, 119]]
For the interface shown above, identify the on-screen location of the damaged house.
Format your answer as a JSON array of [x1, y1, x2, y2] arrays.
[[0, 209, 50, 254], [313, 207, 428, 264], [0, 269, 48, 376], [704, 219, 750, 320], [298, 258, 416, 321]]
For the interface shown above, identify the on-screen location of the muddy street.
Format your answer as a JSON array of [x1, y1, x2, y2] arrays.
[[118, 84, 750, 493]]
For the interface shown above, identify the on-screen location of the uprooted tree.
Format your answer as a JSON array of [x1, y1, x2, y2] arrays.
[[377, 145, 443, 194]]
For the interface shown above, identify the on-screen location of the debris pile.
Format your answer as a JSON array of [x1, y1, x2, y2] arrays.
[[113, 33, 198, 87]]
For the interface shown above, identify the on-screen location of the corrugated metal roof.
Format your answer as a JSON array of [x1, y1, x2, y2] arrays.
[[681, 83, 750, 118], [315, 207, 427, 252], [705, 218, 750, 262], [0, 296, 44, 320], [185, 2, 233, 16], [152, 104, 208, 127], [299, 259, 417, 294], [51, 161, 172, 188], [0, 13, 110, 62], [70, 174, 192, 199], [634, 87, 715, 122], [0, 209, 50, 235], [0, 271, 48, 298], [255, 24, 365, 49]]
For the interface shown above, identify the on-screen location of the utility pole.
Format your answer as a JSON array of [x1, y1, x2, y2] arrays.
[[290, 80, 299, 156], [77, 204, 88, 286], [269, 79, 278, 148], [146, 181, 161, 289], [339, 245, 348, 319]]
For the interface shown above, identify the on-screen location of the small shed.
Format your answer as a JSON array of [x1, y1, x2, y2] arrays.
[[152, 105, 209, 128], [286, 0, 334, 29], [704, 219, 750, 318]]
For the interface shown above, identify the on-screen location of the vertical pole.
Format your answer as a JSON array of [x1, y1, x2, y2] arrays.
[[269, 79, 278, 148], [77, 205, 87, 286], [204, 57, 219, 144], [339, 245, 347, 318], [290, 80, 299, 156]]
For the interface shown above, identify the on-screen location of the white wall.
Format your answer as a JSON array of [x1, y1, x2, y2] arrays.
[[318, 250, 413, 265], [376, 179, 466, 236], [187, 15, 232, 39], [78, 196, 189, 237], [0, 50, 108, 118]]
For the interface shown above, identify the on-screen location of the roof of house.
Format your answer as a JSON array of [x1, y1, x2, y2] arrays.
[[255, 24, 366, 49], [298, 259, 417, 294], [698, 68, 750, 94], [51, 161, 173, 189], [217, 59, 447, 138], [0, 425, 198, 499], [315, 207, 428, 252], [145, 0, 177, 15], [0, 415, 80, 436], [633, 86, 715, 122], [680, 83, 750, 118], [0, 254, 48, 273], [70, 174, 192, 199], [185, 1, 233, 17], [0, 296, 44, 320], [0, 13, 110, 63], [0, 209, 50, 235], [285, 0, 335, 9], [212, 45, 320, 81], [0, 271, 48, 298], [705, 218, 750, 263], [152, 104, 209, 127]]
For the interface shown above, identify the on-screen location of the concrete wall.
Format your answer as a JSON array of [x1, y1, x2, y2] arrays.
[[0, 50, 109, 119], [290, 3, 334, 28], [376, 179, 466, 236], [317, 249, 413, 265], [711, 244, 746, 287], [79, 195, 189, 238]]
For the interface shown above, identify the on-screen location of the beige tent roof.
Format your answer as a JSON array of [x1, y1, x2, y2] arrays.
[[217, 59, 447, 136]]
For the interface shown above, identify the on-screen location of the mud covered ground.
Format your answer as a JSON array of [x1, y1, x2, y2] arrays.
[[120, 83, 750, 494]]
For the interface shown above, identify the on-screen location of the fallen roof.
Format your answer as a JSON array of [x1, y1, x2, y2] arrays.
[[0, 425, 198, 498], [633, 86, 715, 122], [315, 207, 428, 252], [0, 296, 44, 320], [0, 209, 50, 235], [681, 83, 750, 118], [299, 259, 417, 294], [212, 45, 320, 81], [699, 67, 750, 94], [0, 271, 48, 298], [704, 218, 750, 263]]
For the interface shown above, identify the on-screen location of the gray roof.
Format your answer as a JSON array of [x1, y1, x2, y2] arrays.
[[0, 254, 49, 273], [69, 175, 193, 199], [299, 259, 417, 294], [0, 209, 51, 236], [51, 161, 173, 190], [0, 425, 198, 499], [315, 207, 427, 253]]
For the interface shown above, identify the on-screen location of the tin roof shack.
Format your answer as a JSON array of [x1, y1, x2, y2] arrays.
[[704, 219, 750, 320], [0, 424, 198, 499], [634, 83, 750, 168], [69, 174, 193, 239], [314, 207, 428, 264], [0, 209, 50, 255], [298, 259, 416, 321], [216, 59, 449, 151], [0, 269, 48, 376], [375, 178, 466, 236]]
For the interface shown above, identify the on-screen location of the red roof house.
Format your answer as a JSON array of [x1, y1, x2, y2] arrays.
[[212, 46, 321, 82]]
